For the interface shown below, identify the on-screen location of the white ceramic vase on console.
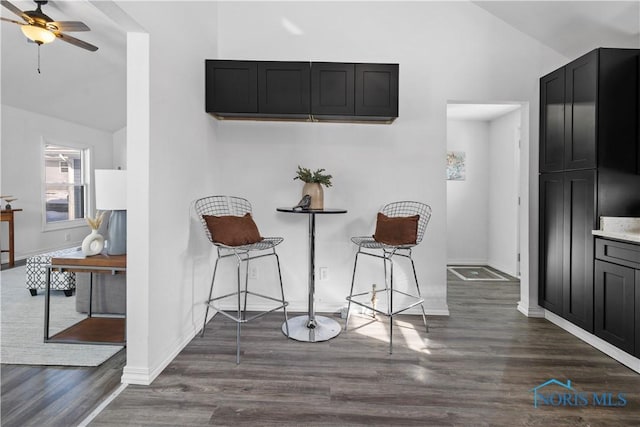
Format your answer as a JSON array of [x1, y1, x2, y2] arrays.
[[81, 229, 104, 256]]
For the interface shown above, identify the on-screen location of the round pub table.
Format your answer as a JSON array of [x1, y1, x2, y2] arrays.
[[276, 207, 347, 342]]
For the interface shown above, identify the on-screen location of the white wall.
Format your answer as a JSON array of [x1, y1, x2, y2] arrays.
[[116, 1, 566, 384], [113, 127, 127, 170], [214, 1, 563, 315], [488, 109, 521, 276], [0, 105, 115, 261], [117, 1, 219, 385], [446, 120, 490, 265]]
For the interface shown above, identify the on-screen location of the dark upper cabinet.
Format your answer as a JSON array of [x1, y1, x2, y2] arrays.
[[206, 59, 398, 122], [258, 62, 310, 116], [355, 63, 398, 119], [564, 51, 597, 171], [540, 50, 597, 172], [311, 62, 398, 121], [540, 68, 565, 172], [540, 49, 640, 174], [205, 60, 257, 114], [311, 63, 355, 116]]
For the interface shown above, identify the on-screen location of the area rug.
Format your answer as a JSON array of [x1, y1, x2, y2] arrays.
[[1, 265, 123, 366], [447, 266, 509, 281]]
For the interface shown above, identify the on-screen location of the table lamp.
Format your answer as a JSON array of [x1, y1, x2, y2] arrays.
[[95, 169, 127, 255]]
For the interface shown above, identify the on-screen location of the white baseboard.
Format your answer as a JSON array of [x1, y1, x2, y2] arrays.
[[447, 260, 489, 266], [121, 325, 197, 386], [487, 262, 518, 278], [517, 302, 545, 318], [544, 310, 640, 374]]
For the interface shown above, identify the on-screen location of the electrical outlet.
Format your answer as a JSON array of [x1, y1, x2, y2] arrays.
[[249, 266, 258, 279], [319, 267, 328, 281]]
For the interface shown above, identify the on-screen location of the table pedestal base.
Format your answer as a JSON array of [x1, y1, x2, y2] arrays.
[[282, 315, 341, 342]]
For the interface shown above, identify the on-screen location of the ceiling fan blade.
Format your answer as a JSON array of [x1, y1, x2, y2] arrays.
[[46, 21, 90, 32], [0, 0, 32, 24], [55, 32, 98, 52], [0, 16, 24, 25]]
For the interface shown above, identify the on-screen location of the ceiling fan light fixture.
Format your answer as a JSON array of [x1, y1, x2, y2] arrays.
[[21, 25, 55, 44]]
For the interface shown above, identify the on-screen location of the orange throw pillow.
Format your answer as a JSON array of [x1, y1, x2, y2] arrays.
[[373, 212, 419, 246], [203, 213, 264, 246]]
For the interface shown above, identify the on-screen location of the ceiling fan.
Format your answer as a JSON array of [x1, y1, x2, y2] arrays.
[[0, 0, 98, 51]]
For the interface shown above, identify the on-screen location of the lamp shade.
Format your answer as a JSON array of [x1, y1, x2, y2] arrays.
[[95, 170, 127, 211]]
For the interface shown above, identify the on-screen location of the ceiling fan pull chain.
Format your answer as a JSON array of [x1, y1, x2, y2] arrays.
[[37, 44, 41, 74]]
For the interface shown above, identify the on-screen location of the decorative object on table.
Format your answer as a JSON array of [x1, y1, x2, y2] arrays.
[[2, 196, 17, 210], [81, 212, 106, 256], [446, 151, 466, 180], [292, 194, 311, 210], [95, 169, 127, 255], [293, 165, 332, 210]]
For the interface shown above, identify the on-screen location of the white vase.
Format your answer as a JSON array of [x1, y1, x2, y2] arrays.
[[81, 229, 104, 256], [302, 182, 324, 209]]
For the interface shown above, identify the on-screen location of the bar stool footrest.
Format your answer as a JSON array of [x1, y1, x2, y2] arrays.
[[206, 290, 289, 324], [346, 289, 424, 317]]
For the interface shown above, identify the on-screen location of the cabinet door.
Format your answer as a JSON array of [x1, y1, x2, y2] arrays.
[[636, 271, 640, 357], [564, 50, 597, 170], [539, 173, 564, 314], [205, 60, 257, 114], [594, 260, 635, 353], [355, 63, 398, 118], [311, 63, 355, 116], [562, 169, 596, 332], [258, 62, 310, 115], [540, 68, 565, 172]]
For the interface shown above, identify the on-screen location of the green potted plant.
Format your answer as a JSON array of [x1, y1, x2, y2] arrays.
[[294, 166, 332, 209]]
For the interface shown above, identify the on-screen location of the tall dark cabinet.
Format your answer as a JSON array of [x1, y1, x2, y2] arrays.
[[539, 48, 640, 334]]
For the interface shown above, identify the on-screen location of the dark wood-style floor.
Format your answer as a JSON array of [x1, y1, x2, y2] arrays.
[[1, 349, 125, 426], [4, 271, 640, 426]]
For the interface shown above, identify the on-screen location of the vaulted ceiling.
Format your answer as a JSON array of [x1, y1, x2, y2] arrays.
[[474, 1, 639, 59], [1, 0, 126, 132], [1, 1, 639, 133]]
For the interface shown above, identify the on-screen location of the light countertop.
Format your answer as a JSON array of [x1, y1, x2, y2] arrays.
[[592, 229, 640, 244], [592, 217, 640, 244]]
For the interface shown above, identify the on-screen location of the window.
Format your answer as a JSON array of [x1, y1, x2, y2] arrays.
[[43, 143, 89, 227]]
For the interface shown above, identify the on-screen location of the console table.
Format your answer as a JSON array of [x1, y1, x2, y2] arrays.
[[276, 207, 347, 342], [1, 209, 22, 268], [45, 253, 126, 345]]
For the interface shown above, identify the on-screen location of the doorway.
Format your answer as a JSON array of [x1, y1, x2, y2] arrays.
[[445, 102, 526, 279]]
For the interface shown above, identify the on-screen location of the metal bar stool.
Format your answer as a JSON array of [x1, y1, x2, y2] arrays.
[[344, 201, 432, 354], [195, 196, 289, 364]]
